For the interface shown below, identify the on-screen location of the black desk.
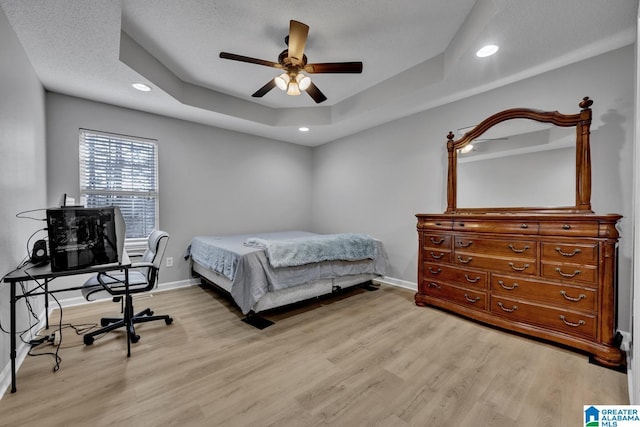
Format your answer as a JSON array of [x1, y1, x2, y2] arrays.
[[2, 253, 131, 393]]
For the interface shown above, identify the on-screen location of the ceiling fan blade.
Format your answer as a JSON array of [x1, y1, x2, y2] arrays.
[[220, 52, 283, 69], [304, 62, 363, 74], [287, 20, 309, 65], [252, 79, 277, 98], [305, 81, 327, 104]]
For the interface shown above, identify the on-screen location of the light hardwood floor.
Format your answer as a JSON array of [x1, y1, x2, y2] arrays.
[[0, 284, 628, 426]]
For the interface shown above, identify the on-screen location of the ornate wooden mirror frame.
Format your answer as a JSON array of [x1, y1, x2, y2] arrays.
[[446, 97, 594, 214]]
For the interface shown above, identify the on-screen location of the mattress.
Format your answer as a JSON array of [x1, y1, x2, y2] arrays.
[[187, 231, 386, 314]]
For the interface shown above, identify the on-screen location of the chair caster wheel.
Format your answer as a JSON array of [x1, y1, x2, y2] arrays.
[[100, 319, 110, 327], [165, 317, 173, 325], [148, 310, 154, 316], [84, 335, 94, 345], [131, 334, 140, 344]]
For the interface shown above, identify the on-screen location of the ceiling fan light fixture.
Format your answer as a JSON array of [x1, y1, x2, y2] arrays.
[[275, 73, 290, 90], [297, 73, 311, 91], [287, 81, 301, 96], [219, 20, 362, 103]]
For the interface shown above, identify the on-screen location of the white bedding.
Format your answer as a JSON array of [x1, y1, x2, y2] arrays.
[[187, 231, 386, 314]]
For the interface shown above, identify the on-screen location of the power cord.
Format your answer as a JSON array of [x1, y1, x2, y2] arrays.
[[1, 233, 99, 373], [28, 321, 99, 371], [15, 208, 47, 222]]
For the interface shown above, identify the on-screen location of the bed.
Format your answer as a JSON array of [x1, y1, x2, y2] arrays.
[[186, 231, 386, 321]]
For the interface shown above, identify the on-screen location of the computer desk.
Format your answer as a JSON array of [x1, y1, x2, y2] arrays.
[[2, 252, 131, 393]]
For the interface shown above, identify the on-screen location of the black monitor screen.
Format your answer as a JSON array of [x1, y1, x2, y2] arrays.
[[46, 207, 119, 272]]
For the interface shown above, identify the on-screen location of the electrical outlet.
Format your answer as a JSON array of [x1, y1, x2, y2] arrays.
[[166, 257, 174, 267]]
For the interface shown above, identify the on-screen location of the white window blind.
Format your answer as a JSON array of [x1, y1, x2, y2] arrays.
[[79, 129, 158, 240]]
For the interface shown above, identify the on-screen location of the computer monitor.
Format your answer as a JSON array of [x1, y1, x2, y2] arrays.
[[46, 206, 125, 272]]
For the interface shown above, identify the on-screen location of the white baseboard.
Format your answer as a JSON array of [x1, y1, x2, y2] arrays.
[[53, 278, 200, 308], [613, 329, 634, 404], [628, 356, 635, 404], [373, 276, 417, 291]]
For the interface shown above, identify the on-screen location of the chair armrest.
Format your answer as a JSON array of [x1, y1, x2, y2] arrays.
[[96, 271, 124, 287], [130, 261, 154, 269]]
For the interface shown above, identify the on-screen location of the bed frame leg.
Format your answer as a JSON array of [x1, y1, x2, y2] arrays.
[[360, 281, 380, 291], [241, 313, 274, 330]]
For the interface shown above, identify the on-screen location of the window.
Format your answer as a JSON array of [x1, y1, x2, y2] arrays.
[[79, 129, 158, 243]]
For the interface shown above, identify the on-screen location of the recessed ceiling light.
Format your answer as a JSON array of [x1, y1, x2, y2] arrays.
[[299, 127, 309, 132], [132, 83, 151, 92], [476, 44, 499, 58]]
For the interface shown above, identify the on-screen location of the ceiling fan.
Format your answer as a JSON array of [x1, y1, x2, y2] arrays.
[[219, 20, 363, 104]]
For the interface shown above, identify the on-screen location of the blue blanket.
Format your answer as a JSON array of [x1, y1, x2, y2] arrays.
[[244, 233, 377, 268]]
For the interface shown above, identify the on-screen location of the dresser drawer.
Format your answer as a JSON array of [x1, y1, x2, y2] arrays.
[[491, 274, 596, 312], [539, 221, 600, 237], [541, 262, 598, 286], [454, 253, 536, 275], [417, 218, 452, 230], [453, 220, 539, 234], [541, 241, 598, 264], [421, 233, 451, 250], [421, 281, 487, 311], [454, 235, 536, 258], [491, 295, 596, 340], [423, 262, 487, 289], [422, 249, 452, 263]]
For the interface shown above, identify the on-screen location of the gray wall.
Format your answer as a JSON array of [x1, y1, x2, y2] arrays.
[[0, 5, 635, 393], [46, 93, 314, 285], [0, 10, 47, 385], [311, 45, 635, 331]]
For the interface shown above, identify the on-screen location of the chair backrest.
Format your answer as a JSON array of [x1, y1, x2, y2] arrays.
[[114, 206, 126, 264], [140, 230, 169, 285]]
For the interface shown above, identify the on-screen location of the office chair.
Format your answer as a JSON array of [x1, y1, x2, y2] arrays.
[[81, 230, 173, 345]]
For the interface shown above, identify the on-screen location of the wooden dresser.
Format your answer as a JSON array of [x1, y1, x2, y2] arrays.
[[415, 97, 624, 366], [415, 212, 622, 366]]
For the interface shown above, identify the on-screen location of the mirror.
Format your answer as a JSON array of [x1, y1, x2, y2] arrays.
[[456, 121, 576, 208], [445, 97, 593, 214]]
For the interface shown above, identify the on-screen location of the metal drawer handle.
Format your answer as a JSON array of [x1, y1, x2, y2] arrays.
[[497, 302, 518, 312], [457, 256, 473, 264], [508, 262, 529, 271], [435, 222, 442, 226], [559, 315, 585, 327], [508, 244, 530, 253], [428, 267, 442, 274], [555, 247, 582, 257], [430, 251, 444, 259], [464, 274, 481, 283], [498, 280, 518, 291], [560, 290, 586, 302], [562, 224, 571, 230], [464, 294, 480, 303], [427, 282, 441, 289], [457, 240, 473, 248], [430, 237, 445, 245], [521, 223, 529, 229], [555, 267, 581, 278]]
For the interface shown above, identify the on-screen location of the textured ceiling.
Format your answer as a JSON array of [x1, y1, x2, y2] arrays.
[[0, 0, 636, 146]]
